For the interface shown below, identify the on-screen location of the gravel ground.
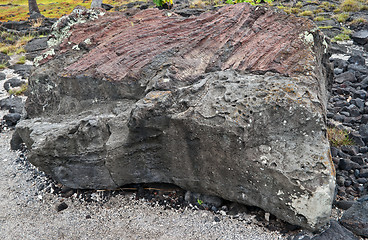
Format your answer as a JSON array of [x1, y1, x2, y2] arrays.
[[0, 70, 287, 240], [0, 130, 286, 240]]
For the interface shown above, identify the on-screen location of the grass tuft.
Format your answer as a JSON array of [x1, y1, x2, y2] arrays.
[[327, 127, 354, 147]]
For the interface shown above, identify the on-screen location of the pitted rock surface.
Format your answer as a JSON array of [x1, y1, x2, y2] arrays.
[[16, 4, 335, 230]]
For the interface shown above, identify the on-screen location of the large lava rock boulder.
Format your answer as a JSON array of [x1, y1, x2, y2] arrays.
[[16, 4, 335, 230]]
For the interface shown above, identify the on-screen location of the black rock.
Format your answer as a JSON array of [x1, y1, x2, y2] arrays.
[[340, 201, 368, 237], [0, 96, 24, 114], [359, 146, 368, 153], [359, 124, 368, 137], [341, 145, 359, 156], [331, 58, 348, 70], [330, 147, 339, 157], [335, 200, 355, 210], [359, 168, 368, 178], [56, 202, 68, 212], [357, 195, 368, 202], [214, 216, 221, 222], [348, 132, 365, 147], [348, 55, 366, 66], [312, 220, 358, 240], [351, 156, 364, 165], [334, 71, 356, 84], [3, 113, 21, 126], [351, 30, 368, 45], [0, 52, 10, 67], [337, 175, 345, 186], [101, 3, 114, 10], [351, 99, 364, 111], [0, 72, 6, 80], [348, 65, 368, 79], [10, 130, 24, 151], [333, 114, 346, 122], [24, 37, 48, 61], [8, 64, 33, 79], [353, 90, 367, 100], [4, 78, 26, 91], [344, 179, 352, 187], [339, 158, 361, 171]]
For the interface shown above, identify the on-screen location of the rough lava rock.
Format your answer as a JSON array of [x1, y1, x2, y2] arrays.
[[340, 201, 368, 237], [15, 4, 335, 230]]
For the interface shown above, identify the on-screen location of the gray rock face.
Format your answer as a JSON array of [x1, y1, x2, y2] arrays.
[[15, 4, 335, 230]]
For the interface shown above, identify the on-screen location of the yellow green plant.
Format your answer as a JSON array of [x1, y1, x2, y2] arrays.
[[333, 13, 350, 22], [349, 17, 368, 25], [340, 0, 361, 12], [0, 63, 7, 69], [299, 10, 313, 16], [8, 83, 28, 96], [318, 25, 333, 29], [16, 56, 26, 64], [327, 127, 354, 147], [314, 16, 327, 21]]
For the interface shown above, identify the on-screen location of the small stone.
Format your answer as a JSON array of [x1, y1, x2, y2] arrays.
[[265, 212, 270, 222], [341, 145, 359, 156], [56, 202, 68, 212], [351, 156, 364, 165], [357, 178, 368, 184], [3, 113, 21, 126], [344, 180, 352, 187], [335, 200, 355, 210], [348, 55, 366, 66], [351, 30, 368, 45], [334, 71, 356, 84], [336, 176, 345, 186], [359, 169, 368, 178], [0, 72, 6, 81], [214, 216, 221, 222], [86, 215, 91, 219]]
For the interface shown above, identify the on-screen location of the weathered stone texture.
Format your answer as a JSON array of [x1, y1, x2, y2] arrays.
[[16, 4, 335, 230]]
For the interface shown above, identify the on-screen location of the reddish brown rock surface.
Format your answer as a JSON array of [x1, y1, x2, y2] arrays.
[[53, 5, 319, 82]]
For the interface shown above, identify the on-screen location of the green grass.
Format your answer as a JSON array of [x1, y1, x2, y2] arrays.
[[314, 16, 327, 21], [299, 10, 313, 17], [0, 63, 7, 69], [16, 55, 26, 64], [333, 13, 350, 22], [0, 0, 130, 21], [327, 127, 354, 147], [8, 83, 28, 96], [318, 25, 333, 29]]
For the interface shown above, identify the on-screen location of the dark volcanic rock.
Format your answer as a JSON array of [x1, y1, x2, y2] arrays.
[[340, 201, 368, 237], [311, 220, 358, 240], [25, 37, 48, 61], [0, 96, 24, 114], [0, 52, 10, 67], [4, 78, 26, 91], [3, 113, 21, 126], [16, 5, 335, 230], [0, 72, 6, 81], [351, 30, 368, 45], [8, 64, 33, 79]]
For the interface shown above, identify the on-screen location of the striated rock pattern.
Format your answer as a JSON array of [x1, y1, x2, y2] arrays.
[[16, 4, 335, 230]]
